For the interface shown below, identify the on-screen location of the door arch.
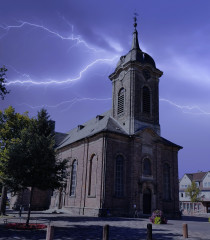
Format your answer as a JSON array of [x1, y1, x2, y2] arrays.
[[143, 188, 151, 214]]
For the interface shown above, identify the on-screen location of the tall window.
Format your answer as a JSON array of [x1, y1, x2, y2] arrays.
[[142, 86, 151, 114], [143, 158, 152, 176], [118, 88, 125, 115], [70, 160, 77, 196], [115, 155, 124, 197], [88, 155, 97, 196], [163, 163, 171, 200]]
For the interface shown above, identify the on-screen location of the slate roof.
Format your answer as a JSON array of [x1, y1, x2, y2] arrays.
[[57, 110, 128, 149], [55, 109, 182, 151], [55, 132, 68, 148]]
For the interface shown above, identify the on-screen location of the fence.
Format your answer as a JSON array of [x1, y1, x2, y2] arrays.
[[45, 223, 190, 240]]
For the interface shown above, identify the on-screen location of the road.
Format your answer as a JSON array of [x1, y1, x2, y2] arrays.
[[0, 211, 209, 239]]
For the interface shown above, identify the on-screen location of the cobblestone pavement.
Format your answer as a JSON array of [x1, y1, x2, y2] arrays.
[[0, 211, 209, 240]]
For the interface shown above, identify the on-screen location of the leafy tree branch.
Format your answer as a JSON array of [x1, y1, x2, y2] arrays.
[[0, 66, 10, 100], [185, 181, 201, 202]]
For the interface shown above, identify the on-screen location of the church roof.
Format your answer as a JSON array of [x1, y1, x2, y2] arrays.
[[55, 132, 68, 148], [56, 113, 182, 150], [57, 110, 128, 149]]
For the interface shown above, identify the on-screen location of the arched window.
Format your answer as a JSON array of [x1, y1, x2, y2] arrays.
[[163, 163, 171, 200], [143, 158, 152, 176], [88, 155, 97, 196], [142, 86, 151, 114], [70, 160, 77, 196], [115, 155, 124, 197], [117, 88, 125, 115]]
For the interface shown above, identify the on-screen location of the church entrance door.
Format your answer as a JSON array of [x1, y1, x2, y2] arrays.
[[143, 188, 151, 214]]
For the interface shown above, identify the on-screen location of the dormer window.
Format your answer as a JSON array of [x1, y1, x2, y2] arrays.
[[96, 115, 104, 121], [78, 125, 84, 130], [118, 88, 125, 115]]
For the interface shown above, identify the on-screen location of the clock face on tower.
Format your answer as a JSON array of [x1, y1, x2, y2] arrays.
[[143, 69, 151, 80]]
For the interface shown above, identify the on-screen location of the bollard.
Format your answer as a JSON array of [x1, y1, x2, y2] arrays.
[[147, 223, 152, 240], [103, 224, 109, 240], [46, 225, 54, 240], [183, 223, 188, 238]]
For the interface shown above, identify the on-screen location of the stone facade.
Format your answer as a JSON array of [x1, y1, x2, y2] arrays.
[[51, 127, 181, 217], [50, 22, 182, 218]]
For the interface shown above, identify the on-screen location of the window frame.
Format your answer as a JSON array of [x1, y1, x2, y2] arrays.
[[88, 154, 97, 197], [117, 88, 125, 116], [69, 160, 77, 197]]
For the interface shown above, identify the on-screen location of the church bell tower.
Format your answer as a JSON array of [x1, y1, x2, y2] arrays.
[[109, 17, 163, 135]]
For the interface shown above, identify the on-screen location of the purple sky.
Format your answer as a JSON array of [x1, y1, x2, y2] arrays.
[[0, 0, 210, 178]]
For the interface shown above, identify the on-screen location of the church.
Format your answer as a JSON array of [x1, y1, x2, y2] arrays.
[[50, 20, 182, 217]]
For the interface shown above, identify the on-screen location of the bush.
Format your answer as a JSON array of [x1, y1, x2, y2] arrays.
[[154, 216, 161, 224], [149, 210, 167, 224]]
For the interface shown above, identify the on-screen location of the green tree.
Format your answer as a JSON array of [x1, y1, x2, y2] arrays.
[[0, 66, 10, 100], [4, 109, 67, 225], [185, 181, 201, 202], [0, 106, 30, 215]]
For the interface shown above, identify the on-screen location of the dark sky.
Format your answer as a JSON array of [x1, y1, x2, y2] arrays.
[[0, 0, 210, 178]]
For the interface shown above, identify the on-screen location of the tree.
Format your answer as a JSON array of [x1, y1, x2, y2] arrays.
[[4, 109, 67, 225], [0, 106, 30, 215], [185, 181, 201, 202], [0, 66, 10, 100]]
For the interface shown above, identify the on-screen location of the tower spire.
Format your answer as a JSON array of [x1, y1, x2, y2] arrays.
[[131, 12, 140, 50], [133, 12, 138, 30]]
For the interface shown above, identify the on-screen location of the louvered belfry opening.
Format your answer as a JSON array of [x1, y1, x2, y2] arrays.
[[118, 88, 125, 115], [143, 86, 151, 114]]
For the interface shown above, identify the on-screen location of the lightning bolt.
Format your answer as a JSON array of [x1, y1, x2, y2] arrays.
[[0, 20, 98, 52], [17, 97, 210, 115], [5, 64, 33, 80], [1, 20, 120, 86], [5, 56, 118, 86], [17, 97, 112, 112], [160, 98, 210, 115]]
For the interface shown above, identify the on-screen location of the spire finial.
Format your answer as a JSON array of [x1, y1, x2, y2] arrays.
[[133, 12, 138, 30], [131, 12, 140, 50]]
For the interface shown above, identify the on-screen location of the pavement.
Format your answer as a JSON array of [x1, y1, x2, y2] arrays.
[[0, 210, 209, 240]]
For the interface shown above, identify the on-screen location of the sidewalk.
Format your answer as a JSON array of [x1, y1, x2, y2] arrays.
[[0, 211, 209, 239]]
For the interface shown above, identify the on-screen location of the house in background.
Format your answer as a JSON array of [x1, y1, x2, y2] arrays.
[[179, 171, 210, 215]]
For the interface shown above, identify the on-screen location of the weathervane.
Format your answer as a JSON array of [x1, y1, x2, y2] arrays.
[[133, 12, 138, 30]]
